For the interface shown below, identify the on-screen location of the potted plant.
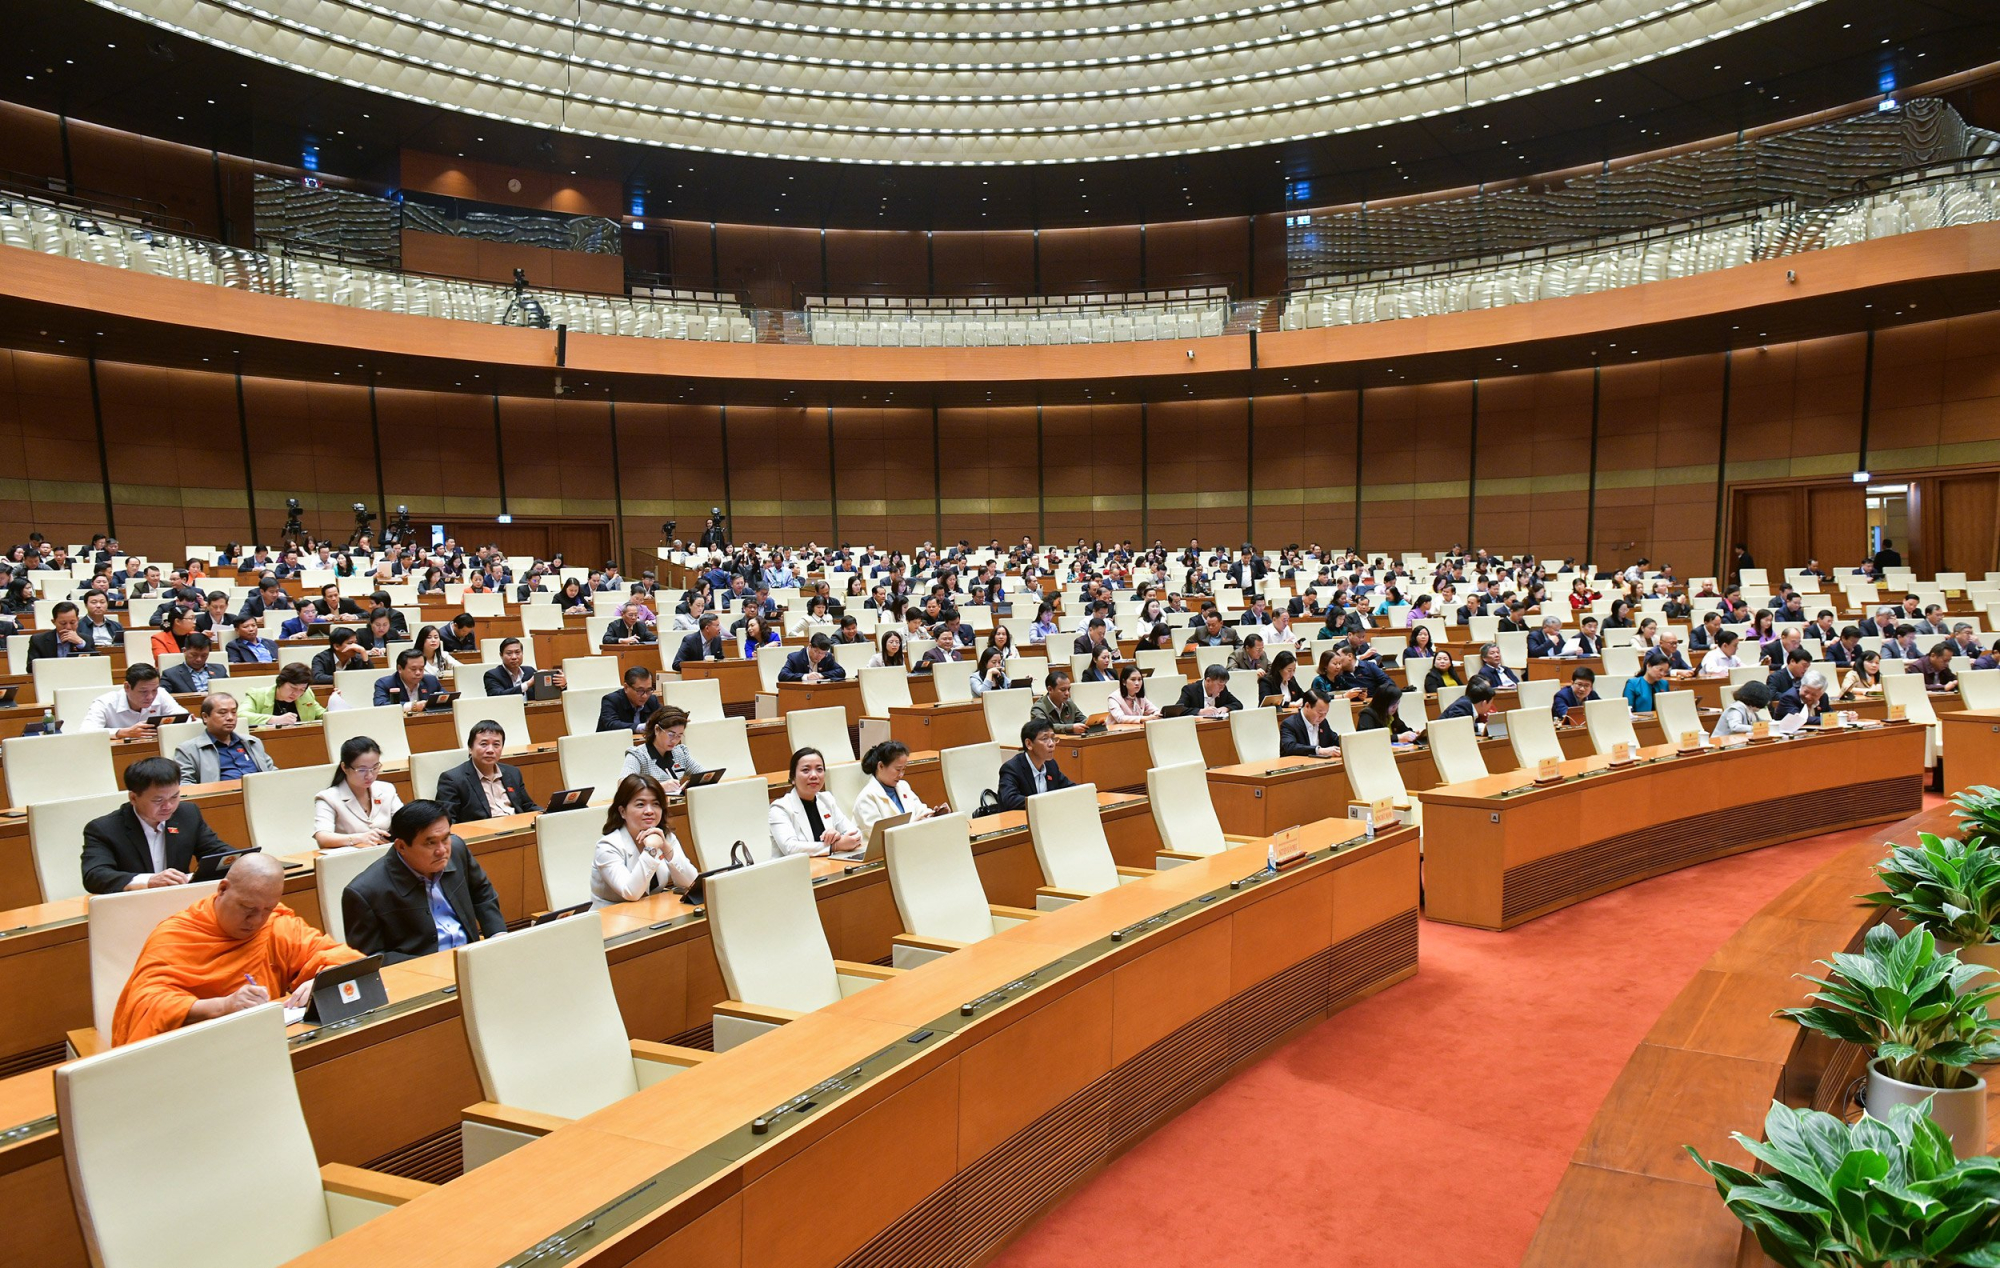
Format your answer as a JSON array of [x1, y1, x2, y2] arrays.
[[1956, 786, 2000, 847], [1864, 833, 2000, 974], [1689, 1098, 2000, 1267], [1779, 923, 2000, 1158]]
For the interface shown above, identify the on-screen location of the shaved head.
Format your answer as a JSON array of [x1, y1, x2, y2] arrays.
[[213, 854, 284, 940]]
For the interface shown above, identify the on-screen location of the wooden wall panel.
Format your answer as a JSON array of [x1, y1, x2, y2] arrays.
[[1256, 390, 1359, 549], [498, 396, 617, 526], [1589, 353, 1725, 576], [1358, 386, 1417, 555], [96, 362, 249, 559], [937, 406, 1039, 546], [372, 386, 500, 518], [1042, 403, 1142, 546], [1148, 398, 1246, 547], [1868, 322, 1948, 472], [824, 232, 927, 297], [399, 151, 621, 218], [930, 232, 1036, 296], [1807, 484, 1868, 571], [0, 100, 65, 187], [66, 117, 221, 238], [1934, 475, 1998, 577], [1143, 218, 1251, 292], [616, 402, 726, 561], [1941, 312, 2000, 464], [713, 224, 822, 308], [1039, 227, 1142, 294], [241, 375, 379, 545], [724, 405, 829, 545], [832, 406, 935, 548], [0, 350, 110, 552]]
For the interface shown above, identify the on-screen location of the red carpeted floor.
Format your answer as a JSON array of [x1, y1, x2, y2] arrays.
[[994, 809, 1935, 1268]]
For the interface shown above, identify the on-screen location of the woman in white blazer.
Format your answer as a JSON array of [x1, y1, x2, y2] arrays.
[[768, 747, 862, 858], [590, 773, 697, 909], [851, 741, 937, 844], [312, 736, 404, 849]]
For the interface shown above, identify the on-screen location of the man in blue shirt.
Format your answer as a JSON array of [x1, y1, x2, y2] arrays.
[[172, 693, 277, 784], [225, 615, 279, 664]]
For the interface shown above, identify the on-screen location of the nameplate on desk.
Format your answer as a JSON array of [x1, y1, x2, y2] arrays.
[[1750, 718, 1772, 741], [1347, 798, 1395, 829], [1887, 703, 1907, 722], [1533, 756, 1562, 783], [1677, 730, 1704, 753], [1608, 741, 1634, 766]]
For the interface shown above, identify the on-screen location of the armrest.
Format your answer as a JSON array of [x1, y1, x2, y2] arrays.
[[460, 1102, 573, 1138], [832, 959, 906, 981], [629, 1039, 712, 1069], [892, 932, 973, 955], [1154, 850, 1208, 863], [712, 1000, 806, 1027], [1222, 834, 1262, 844], [1114, 866, 1156, 879], [319, 1163, 436, 1206], [986, 904, 1042, 922], [67, 1028, 102, 1060], [1035, 885, 1095, 909]]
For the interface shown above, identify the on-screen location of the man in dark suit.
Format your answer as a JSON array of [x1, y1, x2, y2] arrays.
[[483, 636, 562, 697], [1549, 667, 1598, 722], [1071, 616, 1115, 657], [1769, 670, 1831, 723], [1474, 644, 1523, 689], [374, 648, 445, 709], [26, 600, 90, 664], [433, 721, 536, 824], [1823, 626, 1862, 668], [340, 800, 505, 963], [239, 576, 293, 620], [598, 666, 662, 733], [778, 633, 846, 683], [1437, 678, 1497, 733], [224, 615, 280, 664], [1766, 647, 1811, 702], [1175, 665, 1244, 718], [311, 628, 373, 684], [1689, 611, 1724, 652], [81, 757, 232, 893], [1526, 617, 1565, 660], [1279, 690, 1340, 758], [601, 601, 658, 647], [1226, 549, 1266, 592], [995, 717, 1077, 812], [671, 613, 726, 671], [159, 632, 229, 695]]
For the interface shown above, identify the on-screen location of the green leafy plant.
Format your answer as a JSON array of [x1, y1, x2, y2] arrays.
[[1864, 833, 2000, 947], [1689, 1099, 2000, 1268], [1778, 923, 2000, 1089], [1956, 787, 2000, 847]]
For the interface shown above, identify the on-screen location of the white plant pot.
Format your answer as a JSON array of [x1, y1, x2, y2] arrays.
[[1864, 1059, 1988, 1159], [1933, 937, 2000, 993]]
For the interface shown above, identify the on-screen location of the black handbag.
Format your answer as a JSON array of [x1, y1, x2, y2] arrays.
[[972, 789, 1004, 818], [681, 839, 755, 907]]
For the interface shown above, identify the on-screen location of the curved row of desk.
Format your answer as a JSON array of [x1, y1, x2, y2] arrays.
[[1523, 752, 1979, 1263]]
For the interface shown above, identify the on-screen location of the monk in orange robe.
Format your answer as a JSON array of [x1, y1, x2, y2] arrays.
[[112, 854, 362, 1045]]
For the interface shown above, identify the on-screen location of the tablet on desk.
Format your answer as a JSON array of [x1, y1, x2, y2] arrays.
[[423, 692, 460, 711], [531, 902, 591, 926], [858, 811, 912, 863], [525, 670, 564, 702], [305, 954, 387, 1025], [190, 846, 260, 882], [0, 686, 17, 708], [681, 768, 726, 790], [543, 787, 592, 814], [22, 718, 61, 736], [156, 712, 192, 726]]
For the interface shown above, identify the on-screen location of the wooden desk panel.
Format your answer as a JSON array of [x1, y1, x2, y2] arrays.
[[888, 701, 988, 752], [1522, 796, 1976, 1268], [281, 822, 1422, 1268], [1423, 722, 1929, 930], [0, 791, 1183, 1268], [1942, 709, 2000, 797], [777, 678, 861, 726]]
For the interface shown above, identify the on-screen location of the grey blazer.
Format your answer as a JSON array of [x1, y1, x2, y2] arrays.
[[173, 730, 277, 784]]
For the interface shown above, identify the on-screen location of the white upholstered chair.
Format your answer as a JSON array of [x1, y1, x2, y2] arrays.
[[705, 854, 900, 1050], [28, 790, 123, 903], [885, 813, 1038, 967], [1146, 761, 1254, 867], [242, 764, 335, 854], [58, 1005, 426, 1267], [1026, 783, 1150, 908], [314, 845, 390, 945], [455, 914, 710, 1168], [4, 730, 116, 809]]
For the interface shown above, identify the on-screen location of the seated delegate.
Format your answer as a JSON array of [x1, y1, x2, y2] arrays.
[[340, 800, 508, 963], [590, 773, 697, 909]]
